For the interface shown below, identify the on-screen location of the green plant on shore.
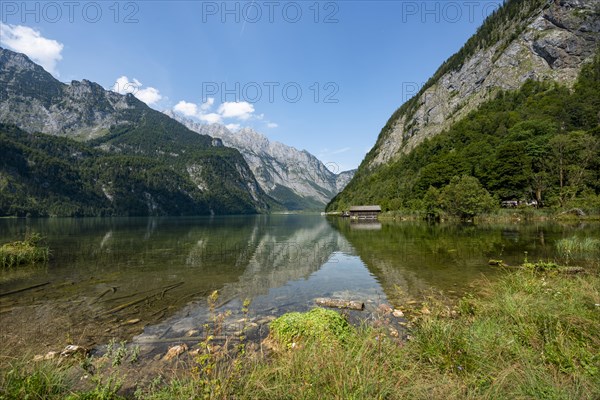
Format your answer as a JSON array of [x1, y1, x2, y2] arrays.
[[269, 307, 354, 349], [0, 233, 49, 269]]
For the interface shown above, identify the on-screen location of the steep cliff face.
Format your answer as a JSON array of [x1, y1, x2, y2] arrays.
[[367, 0, 600, 168], [165, 110, 356, 210]]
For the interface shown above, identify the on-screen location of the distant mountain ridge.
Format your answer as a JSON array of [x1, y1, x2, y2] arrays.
[[0, 47, 270, 216], [164, 110, 356, 210]]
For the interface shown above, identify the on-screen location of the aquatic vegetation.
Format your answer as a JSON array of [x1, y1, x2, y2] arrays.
[[0, 233, 49, 269], [556, 236, 600, 259]]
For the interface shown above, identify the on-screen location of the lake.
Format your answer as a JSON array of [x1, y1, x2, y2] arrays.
[[1, 215, 598, 359]]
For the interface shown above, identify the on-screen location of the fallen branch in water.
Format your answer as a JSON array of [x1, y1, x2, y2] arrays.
[[90, 287, 117, 305], [0, 281, 51, 298]]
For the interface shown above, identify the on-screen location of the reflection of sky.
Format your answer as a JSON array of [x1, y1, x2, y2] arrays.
[[249, 252, 385, 313]]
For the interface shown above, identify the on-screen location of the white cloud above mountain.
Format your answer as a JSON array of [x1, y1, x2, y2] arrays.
[[217, 101, 254, 120], [112, 76, 162, 105], [0, 24, 63, 76], [170, 98, 268, 126]]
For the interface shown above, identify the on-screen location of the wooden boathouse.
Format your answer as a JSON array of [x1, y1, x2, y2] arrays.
[[349, 205, 382, 220]]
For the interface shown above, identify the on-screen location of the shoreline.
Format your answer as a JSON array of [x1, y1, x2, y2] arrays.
[[2, 265, 598, 399]]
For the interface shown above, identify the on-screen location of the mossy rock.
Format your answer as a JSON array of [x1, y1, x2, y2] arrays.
[[269, 308, 354, 348]]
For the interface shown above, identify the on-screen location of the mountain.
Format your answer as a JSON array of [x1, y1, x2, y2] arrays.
[[328, 0, 600, 212], [164, 110, 356, 210], [0, 47, 270, 216]]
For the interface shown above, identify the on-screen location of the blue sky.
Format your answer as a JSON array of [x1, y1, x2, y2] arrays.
[[1, 0, 501, 172]]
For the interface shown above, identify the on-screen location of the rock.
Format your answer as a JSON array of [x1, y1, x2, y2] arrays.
[[377, 304, 393, 314], [42, 351, 59, 360], [316, 298, 365, 310], [163, 344, 188, 361], [256, 316, 276, 325], [420, 307, 431, 315], [60, 345, 89, 358], [392, 309, 404, 318]]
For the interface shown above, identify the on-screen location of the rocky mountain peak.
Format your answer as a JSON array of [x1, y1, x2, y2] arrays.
[[165, 111, 356, 210]]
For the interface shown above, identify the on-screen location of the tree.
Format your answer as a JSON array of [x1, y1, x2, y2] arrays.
[[422, 186, 442, 221], [440, 175, 496, 219]]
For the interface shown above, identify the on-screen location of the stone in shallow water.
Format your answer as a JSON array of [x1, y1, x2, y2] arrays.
[[60, 345, 89, 359], [392, 309, 404, 318], [163, 344, 188, 361]]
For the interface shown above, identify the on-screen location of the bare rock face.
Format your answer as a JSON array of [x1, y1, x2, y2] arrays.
[[369, 0, 600, 167], [164, 110, 356, 209]]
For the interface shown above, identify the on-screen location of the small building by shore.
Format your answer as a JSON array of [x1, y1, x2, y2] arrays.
[[348, 205, 382, 220]]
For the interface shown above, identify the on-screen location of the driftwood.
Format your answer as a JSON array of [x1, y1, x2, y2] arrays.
[[0, 281, 50, 297], [90, 287, 117, 305], [315, 298, 364, 310], [100, 282, 183, 316]]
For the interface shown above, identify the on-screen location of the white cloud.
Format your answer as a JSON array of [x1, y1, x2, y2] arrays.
[[200, 113, 222, 124], [200, 98, 214, 111], [136, 87, 162, 105], [226, 123, 241, 131], [112, 76, 162, 105], [0, 24, 63, 76], [266, 122, 278, 128], [217, 101, 255, 120], [171, 99, 259, 124], [174, 100, 198, 117]]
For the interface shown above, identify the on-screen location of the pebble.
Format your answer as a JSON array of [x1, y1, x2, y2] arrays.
[[378, 304, 393, 314], [60, 345, 89, 358], [392, 309, 404, 318]]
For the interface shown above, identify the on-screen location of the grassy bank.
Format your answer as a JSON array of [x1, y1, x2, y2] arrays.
[[377, 208, 600, 223], [2, 268, 599, 399], [0, 233, 49, 269]]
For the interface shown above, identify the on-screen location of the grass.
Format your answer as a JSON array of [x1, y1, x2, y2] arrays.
[[2, 269, 599, 399], [556, 236, 600, 260], [0, 233, 49, 269], [269, 307, 354, 349]]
